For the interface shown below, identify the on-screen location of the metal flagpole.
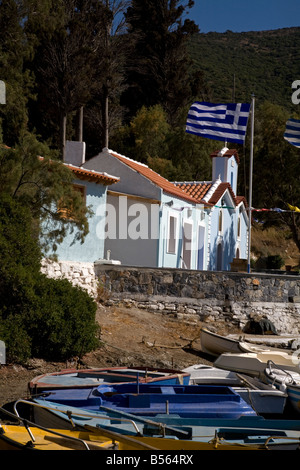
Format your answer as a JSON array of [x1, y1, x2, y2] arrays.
[[247, 94, 255, 273]]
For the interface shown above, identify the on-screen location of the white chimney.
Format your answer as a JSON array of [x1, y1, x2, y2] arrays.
[[64, 141, 86, 165]]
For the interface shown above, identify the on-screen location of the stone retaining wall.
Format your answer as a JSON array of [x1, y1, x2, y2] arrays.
[[41, 259, 99, 298], [41, 260, 300, 334], [95, 265, 300, 334]]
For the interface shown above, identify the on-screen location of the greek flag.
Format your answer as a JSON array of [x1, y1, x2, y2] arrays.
[[284, 118, 300, 148], [186, 102, 251, 145]]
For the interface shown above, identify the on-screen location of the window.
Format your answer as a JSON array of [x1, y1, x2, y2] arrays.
[[237, 215, 241, 238], [182, 222, 193, 269], [167, 215, 177, 253], [218, 210, 223, 233], [58, 184, 86, 220]]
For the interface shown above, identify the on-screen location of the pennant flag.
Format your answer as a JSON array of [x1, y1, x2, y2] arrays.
[[284, 118, 300, 148], [186, 102, 251, 145], [287, 203, 300, 212]]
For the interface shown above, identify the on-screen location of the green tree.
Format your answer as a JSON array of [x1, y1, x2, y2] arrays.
[[0, 0, 33, 146], [252, 101, 300, 251], [24, 0, 129, 156], [0, 194, 99, 363], [24, 0, 110, 157], [123, 0, 200, 124], [83, 0, 130, 153], [0, 194, 40, 361], [130, 105, 170, 161], [110, 104, 216, 181], [0, 131, 91, 253]]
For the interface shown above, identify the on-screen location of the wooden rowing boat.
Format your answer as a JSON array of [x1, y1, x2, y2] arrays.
[[34, 382, 257, 419], [183, 364, 287, 415], [264, 361, 300, 414], [214, 351, 300, 378], [28, 366, 190, 394], [0, 407, 157, 451], [200, 328, 244, 356], [0, 423, 115, 450], [11, 398, 300, 451], [200, 328, 295, 358]]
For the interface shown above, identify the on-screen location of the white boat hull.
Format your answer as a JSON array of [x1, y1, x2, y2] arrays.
[[183, 364, 244, 385], [183, 364, 287, 415], [200, 328, 243, 357], [199, 328, 292, 358], [214, 351, 300, 378], [264, 363, 300, 415]]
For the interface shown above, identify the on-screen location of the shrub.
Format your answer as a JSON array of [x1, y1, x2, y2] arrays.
[[0, 195, 100, 363], [28, 276, 100, 361], [0, 313, 32, 363], [266, 254, 284, 269]]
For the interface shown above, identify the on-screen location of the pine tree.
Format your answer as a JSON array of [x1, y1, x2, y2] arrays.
[[0, 0, 33, 145], [252, 102, 300, 252], [123, 0, 199, 124]]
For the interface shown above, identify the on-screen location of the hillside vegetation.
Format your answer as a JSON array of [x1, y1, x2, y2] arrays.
[[251, 225, 299, 270], [189, 28, 300, 109]]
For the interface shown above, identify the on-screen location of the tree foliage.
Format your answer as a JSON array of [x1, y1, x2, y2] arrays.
[[251, 102, 300, 250], [0, 194, 99, 363], [0, 2, 299, 252], [122, 0, 200, 124], [0, 131, 92, 253]]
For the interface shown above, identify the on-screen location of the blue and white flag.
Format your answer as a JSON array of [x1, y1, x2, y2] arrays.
[[186, 102, 251, 145], [284, 118, 300, 148]]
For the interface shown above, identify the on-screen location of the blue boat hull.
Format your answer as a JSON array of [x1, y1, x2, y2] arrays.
[[30, 398, 300, 442], [287, 384, 300, 414], [37, 383, 256, 419]]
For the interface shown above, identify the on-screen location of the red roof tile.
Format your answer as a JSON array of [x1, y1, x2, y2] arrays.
[[206, 182, 245, 208], [175, 182, 212, 201], [65, 163, 119, 185], [177, 181, 248, 209], [109, 150, 206, 204], [39, 156, 119, 185], [236, 195, 248, 208]]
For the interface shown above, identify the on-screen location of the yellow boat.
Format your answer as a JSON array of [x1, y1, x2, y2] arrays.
[[2, 404, 300, 451], [0, 422, 163, 451], [0, 423, 115, 450], [0, 406, 158, 451], [117, 433, 300, 451]]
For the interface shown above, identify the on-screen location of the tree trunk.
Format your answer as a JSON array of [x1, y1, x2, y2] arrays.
[[60, 113, 67, 160], [102, 87, 109, 149], [75, 106, 83, 142]]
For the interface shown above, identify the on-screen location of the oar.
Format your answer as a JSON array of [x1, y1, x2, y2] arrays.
[[98, 404, 191, 439], [83, 424, 159, 450]]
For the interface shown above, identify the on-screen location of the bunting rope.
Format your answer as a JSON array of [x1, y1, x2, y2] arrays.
[[164, 203, 300, 213]]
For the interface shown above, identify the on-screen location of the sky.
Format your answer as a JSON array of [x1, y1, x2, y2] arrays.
[[188, 0, 300, 33]]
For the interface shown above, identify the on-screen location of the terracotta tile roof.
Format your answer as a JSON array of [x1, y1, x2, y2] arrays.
[[175, 182, 212, 201], [176, 181, 248, 209], [65, 163, 119, 185], [206, 182, 247, 208], [108, 150, 206, 204], [39, 156, 119, 185], [236, 195, 248, 208]]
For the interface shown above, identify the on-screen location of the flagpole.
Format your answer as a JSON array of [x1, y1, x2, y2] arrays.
[[247, 94, 255, 273]]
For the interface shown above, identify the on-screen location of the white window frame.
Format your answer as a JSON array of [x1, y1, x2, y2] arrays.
[[181, 220, 193, 269], [167, 213, 178, 254], [197, 221, 206, 270]]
